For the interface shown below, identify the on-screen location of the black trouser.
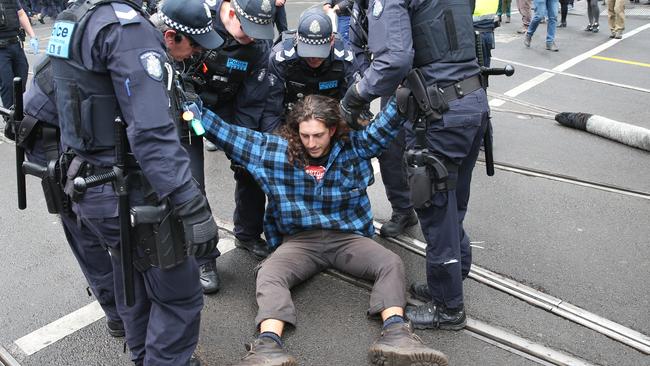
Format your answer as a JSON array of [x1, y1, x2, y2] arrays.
[[559, 0, 569, 23], [233, 167, 266, 241], [0, 41, 28, 107]]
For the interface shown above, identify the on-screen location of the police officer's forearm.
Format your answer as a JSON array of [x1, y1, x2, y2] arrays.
[[357, 52, 412, 101], [17, 10, 36, 38]]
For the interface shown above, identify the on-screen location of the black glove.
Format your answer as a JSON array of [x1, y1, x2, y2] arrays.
[[340, 83, 368, 130], [395, 86, 417, 121], [174, 195, 219, 258], [2, 112, 17, 141]]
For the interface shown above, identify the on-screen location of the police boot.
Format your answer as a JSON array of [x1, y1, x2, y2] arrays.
[[368, 322, 448, 366], [199, 259, 221, 294], [408, 281, 431, 302], [106, 319, 125, 337], [235, 238, 271, 259], [190, 354, 202, 366], [379, 211, 418, 238], [405, 303, 466, 331], [232, 337, 297, 366]]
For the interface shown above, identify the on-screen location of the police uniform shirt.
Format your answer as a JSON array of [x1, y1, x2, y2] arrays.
[[56, 3, 200, 205], [205, 0, 271, 131], [260, 38, 357, 133]]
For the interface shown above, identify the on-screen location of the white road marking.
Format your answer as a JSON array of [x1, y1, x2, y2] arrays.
[[489, 22, 650, 107], [15, 301, 105, 356], [12, 225, 238, 356]]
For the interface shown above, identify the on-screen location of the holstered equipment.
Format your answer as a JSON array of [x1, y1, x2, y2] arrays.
[[130, 199, 186, 271]]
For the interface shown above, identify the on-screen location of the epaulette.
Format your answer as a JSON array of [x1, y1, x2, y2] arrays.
[[332, 39, 353, 62], [111, 2, 142, 26]]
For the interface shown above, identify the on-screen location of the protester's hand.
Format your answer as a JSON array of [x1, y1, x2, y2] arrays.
[[275, 0, 285, 7], [29, 37, 39, 55]]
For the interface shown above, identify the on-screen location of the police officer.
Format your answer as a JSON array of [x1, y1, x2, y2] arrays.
[[261, 7, 356, 133], [152, 0, 225, 294], [344, 0, 490, 331], [473, 0, 500, 67], [0, 0, 38, 107], [10, 54, 124, 337], [192, 0, 274, 258], [47, 0, 220, 364]]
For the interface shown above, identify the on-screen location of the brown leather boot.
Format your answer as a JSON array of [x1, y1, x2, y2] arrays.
[[368, 322, 449, 366], [232, 337, 297, 366]]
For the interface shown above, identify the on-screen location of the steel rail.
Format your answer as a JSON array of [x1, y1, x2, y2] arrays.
[[373, 222, 650, 355], [476, 159, 650, 201], [216, 219, 592, 364], [324, 269, 596, 366]]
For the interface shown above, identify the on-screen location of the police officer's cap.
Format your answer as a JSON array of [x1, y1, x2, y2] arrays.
[[160, 0, 224, 49], [231, 0, 276, 40], [297, 8, 332, 59]]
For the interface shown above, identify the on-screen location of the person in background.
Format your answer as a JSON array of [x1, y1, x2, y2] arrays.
[[607, 0, 624, 38]]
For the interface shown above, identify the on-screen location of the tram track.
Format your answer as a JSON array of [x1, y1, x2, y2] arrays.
[[476, 159, 650, 201], [214, 219, 601, 365], [372, 221, 650, 356]]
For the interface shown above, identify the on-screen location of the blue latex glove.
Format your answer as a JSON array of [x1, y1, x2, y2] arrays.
[[29, 37, 39, 54]]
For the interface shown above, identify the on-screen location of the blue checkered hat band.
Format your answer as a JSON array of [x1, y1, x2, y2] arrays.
[[160, 13, 213, 35], [297, 35, 329, 45], [232, 0, 273, 25]]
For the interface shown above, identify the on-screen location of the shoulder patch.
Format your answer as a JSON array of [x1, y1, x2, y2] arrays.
[[275, 50, 285, 62], [372, 0, 384, 18], [345, 50, 353, 62], [140, 51, 164, 81], [111, 3, 141, 25]]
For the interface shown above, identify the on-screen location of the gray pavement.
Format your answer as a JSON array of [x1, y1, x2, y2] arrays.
[[1, 2, 650, 366]]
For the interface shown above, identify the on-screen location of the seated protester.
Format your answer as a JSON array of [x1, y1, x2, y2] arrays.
[[260, 7, 356, 133], [201, 95, 449, 366]]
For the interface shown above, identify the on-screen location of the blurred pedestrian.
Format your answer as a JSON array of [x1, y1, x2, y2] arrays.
[[0, 0, 38, 107], [558, 0, 569, 27], [524, 0, 559, 51], [517, 0, 532, 33], [584, 0, 601, 32], [497, 0, 512, 23], [607, 0, 624, 38]]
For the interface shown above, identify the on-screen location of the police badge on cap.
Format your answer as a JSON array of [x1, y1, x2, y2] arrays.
[[231, 0, 276, 40], [296, 8, 332, 59]]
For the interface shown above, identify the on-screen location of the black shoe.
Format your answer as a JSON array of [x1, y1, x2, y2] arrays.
[[106, 319, 125, 338], [409, 281, 431, 302], [233, 337, 297, 366], [558, 22, 566, 27], [592, 23, 599, 33], [38, 15, 45, 24], [368, 322, 448, 366], [235, 238, 270, 259], [584, 24, 593, 31], [199, 260, 221, 294], [405, 302, 467, 331], [190, 354, 202, 366], [379, 211, 418, 238]]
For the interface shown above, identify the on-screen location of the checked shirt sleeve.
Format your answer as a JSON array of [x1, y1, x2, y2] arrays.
[[349, 97, 405, 159], [201, 109, 266, 170]]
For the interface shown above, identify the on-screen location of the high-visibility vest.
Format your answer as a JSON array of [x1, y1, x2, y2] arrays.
[[473, 0, 499, 22]]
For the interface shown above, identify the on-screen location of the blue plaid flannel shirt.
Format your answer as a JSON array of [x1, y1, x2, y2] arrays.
[[201, 98, 404, 248]]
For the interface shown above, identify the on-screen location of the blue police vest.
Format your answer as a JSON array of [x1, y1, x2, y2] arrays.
[[198, 36, 258, 106], [24, 55, 59, 127], [0, 0, 20, 39], [409, 0, 476, 68], [49, 0, 146, 153], [282, 37, 346, 105]]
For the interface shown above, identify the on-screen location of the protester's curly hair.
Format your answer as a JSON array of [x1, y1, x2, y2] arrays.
[[278, 95, 350, 168]]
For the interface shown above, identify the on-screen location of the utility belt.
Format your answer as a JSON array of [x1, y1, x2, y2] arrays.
[[0, 36, 19, 48], [61, 153, 187, 271], [399, 70, 480, 209]]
